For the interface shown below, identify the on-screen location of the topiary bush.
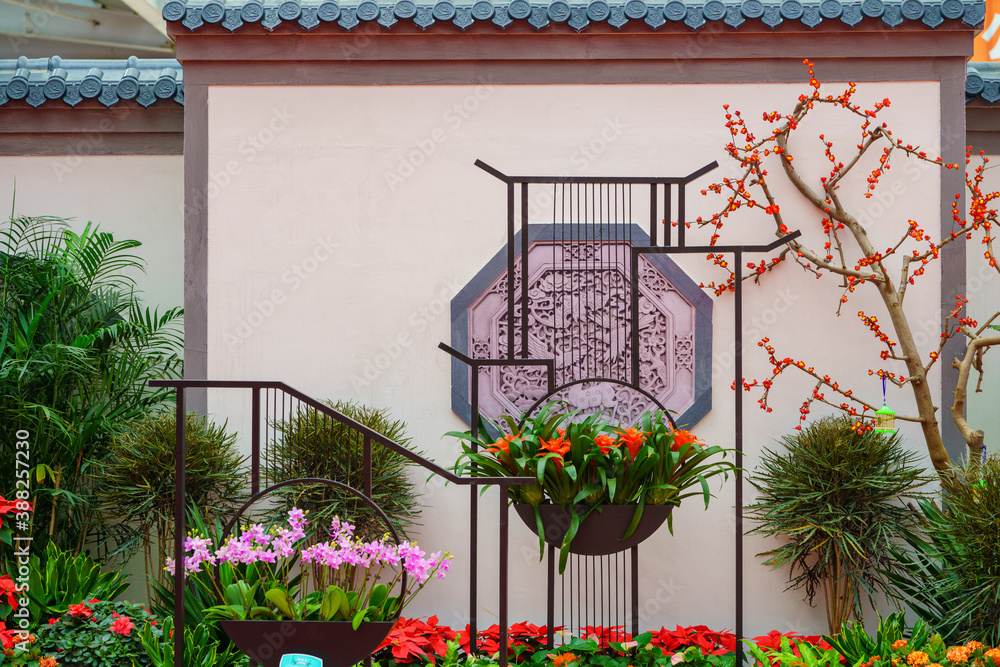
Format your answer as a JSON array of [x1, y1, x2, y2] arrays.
[[89, 412, 246, 599], [746, 416, 931, 633], [263, 400, 422, 541]]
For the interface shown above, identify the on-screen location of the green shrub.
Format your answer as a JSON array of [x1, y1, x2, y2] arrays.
[[90, 412, 246, 598], [886, 455, 1000, 644], [746, 416, 930, 633], [36, 599, 159, 667], [0, 214, 183, 558], [5, 542, 129, 624], [263, 400, 422, 540], [141, 617, 245, 667]]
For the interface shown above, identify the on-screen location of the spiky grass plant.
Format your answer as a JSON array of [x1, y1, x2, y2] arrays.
[[746, 416, 931, 634], [886, 455, 1000, 644], [264, 400, 422, 542], [90, 412, 246, 600]]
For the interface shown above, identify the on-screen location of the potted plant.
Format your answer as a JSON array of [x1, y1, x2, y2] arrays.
[[168, 508, 452, 667], [449, 404, 735, 572]]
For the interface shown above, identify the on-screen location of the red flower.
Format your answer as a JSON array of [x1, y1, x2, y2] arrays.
[[376, 617, 457, 665], [109, 616, 135, 636], [580, 626, 632, 650], [0, 495, 32, 533], [0, 575, 19, 610], [669, 429, 701, 451], [540, 435, 570, 457], [593, 435, 616, 455], [616, 428, 646, 459], [87, 599, 100, 604], [47, 619, 59, 626], [67, 603, 93, 619], [650, 625, 736, 656]]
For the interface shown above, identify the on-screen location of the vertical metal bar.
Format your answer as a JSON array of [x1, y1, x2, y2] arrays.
[[363, 434, 372, 498], [251, 387, 261, 496], [499, 493, 510, 667], [507, 183, 516, 360], [521, 182, 529, 359], [630, 547, 639, 637], [677, 185, 686, 248], [734, 251, 745, 667], [470, 366, 480, 655], [173, 388, 186, 667], [547, 545, 555, 648], [664, 185, 672, 247], [649, 184, 657, 246], [630, 247, 640, 388]]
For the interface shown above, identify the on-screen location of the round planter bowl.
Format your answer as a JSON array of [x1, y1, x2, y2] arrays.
[[514, 504, 673, 556], [220, 619, 395, 667]]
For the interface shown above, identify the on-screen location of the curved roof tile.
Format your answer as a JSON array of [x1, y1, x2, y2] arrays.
[[160, 0, 983, 32], [968, 63, 1000, 104], [0, 56, 183, 109]]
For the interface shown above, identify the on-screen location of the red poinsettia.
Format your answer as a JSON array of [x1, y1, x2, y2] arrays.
[[580, 626, 632, 650], [651, 625, 737, 656], [376, 617, 458, 664], [0, 574, 20, 610], [457, 621, 557, 662], [0, 495, 31, 532]]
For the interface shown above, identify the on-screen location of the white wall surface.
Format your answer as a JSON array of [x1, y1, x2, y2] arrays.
[[204, 81, 942, 637], [0, 155, 184, 314]]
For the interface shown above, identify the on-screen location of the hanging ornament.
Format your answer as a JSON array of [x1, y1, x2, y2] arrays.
[[874, 375, 897, 434]]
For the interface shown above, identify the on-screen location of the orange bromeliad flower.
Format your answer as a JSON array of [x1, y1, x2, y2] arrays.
[[540, 434, 570, 457], [486, 432, 520, 455], [617, 428, 646, 459], [550, 653, 578, 667], [593, 434, 616, 455], [670, 428, 701, 452]]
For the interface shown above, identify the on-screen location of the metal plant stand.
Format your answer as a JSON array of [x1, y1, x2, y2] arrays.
[[443, 160, 800, 665]]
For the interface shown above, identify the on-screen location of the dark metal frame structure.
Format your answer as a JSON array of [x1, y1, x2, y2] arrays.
[[155, 379, 536, 667], [444, 160, 801, 666]]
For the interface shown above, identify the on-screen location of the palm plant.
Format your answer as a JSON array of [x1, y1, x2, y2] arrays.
[[745, 416, 931, 634], [0, 212, 183, 557]]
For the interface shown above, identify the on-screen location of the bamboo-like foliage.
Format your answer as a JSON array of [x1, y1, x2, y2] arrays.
[[263, 400, 423, 541], [886, 456, 1000, 644], [89, 412, 247, 601], [745, 416, 930, 634], [0, 213, 183, 557]]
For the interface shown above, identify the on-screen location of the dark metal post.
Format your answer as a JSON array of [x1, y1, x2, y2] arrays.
[[251, 387, 260, 495], [363, 434, 372, 498], [649, 184, 657, 246], [630, 547, 639, 637], [546, 544, 555, 648], [521, 182, 529, 358], [507, 183, 516, 360], [470, 366, 480, 655], [734, 251, 744, 667], [173, 389, 186, 667], [664, 186, 672, 247], [629, 248, 640, 388], [499, 493, 510, 667], [677, 185, 686, 247]]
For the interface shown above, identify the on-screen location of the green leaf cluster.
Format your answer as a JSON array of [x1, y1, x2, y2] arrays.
[[36, 599, 158, 667], [89, 411, 246, 597], [6, 542, 129, 624], [0, 213, 183, 558], [140, 617, 245, 667], [885, 455, 1000, 644], [262, 401, 422, 541], [823, 612, 930, 667], [450, 404, 735, 572], [745, 416, 931, 633]]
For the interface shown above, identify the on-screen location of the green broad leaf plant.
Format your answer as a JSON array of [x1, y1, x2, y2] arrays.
[[449, 403, 736, 572]]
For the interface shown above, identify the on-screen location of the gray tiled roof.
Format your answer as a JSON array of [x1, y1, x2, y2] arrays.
[[162, 0, 984, 33], [0, 56, 183, 109], [967, 63, 1000, 104]]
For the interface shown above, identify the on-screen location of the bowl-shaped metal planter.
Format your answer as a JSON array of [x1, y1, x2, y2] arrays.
[[220, 619, 395, 667], [514, 504, 673, 555]]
